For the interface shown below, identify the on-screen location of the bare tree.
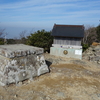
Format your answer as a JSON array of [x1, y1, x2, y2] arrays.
[[82, 25, 97, 45], [19, 30, 27, 44], [0, 28, 8, 44], [4, 33, 7, 44], [19, 30, 27, 39], [0, 28, 5, 38]]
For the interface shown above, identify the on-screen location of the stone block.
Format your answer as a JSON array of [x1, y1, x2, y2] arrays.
[[0, 44, 49, 86]]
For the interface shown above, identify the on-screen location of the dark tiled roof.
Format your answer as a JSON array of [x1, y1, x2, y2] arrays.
[[51, 24, 84, 38]]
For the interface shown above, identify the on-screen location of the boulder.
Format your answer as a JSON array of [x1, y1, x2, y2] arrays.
[[0, 44, 49, 86], [82, 45, 100, 65]]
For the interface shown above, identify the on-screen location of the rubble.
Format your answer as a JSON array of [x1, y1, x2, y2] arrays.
[[0, 44, 49, 86], [82, 44, 100, 64]]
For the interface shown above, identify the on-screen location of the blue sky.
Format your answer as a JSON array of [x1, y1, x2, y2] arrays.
[[0, 0, 100, 38]]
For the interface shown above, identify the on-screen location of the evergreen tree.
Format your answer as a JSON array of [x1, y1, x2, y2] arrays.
[[27, 29, 53, 52], [96, 25, 100, 42]]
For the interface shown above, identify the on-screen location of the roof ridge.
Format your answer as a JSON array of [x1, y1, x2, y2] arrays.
[[54, 24, 84, 27]]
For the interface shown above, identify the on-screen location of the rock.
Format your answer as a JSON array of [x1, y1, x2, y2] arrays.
[[91, 94, 100, 100], [0, 44, 49, 86], [89, 56, 100, 61], [95, 51, 100, 56], [14, 94, 18, 98], [56, 92, 65, 98], [83, 45, 100, 65], [0, 96, 3, 99], [18, 82, 22, 85], [28, 80, 31, 84], [97, 60, 100, 64], [46, 96, 51, 100]]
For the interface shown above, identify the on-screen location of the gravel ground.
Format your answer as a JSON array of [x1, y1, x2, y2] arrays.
[[0, 53, 100, 100]]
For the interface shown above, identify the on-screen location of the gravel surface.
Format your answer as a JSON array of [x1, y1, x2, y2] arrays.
[[0, 53, 100, 100]]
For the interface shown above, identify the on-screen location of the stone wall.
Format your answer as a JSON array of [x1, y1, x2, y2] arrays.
[[0, 44, 49, 86]]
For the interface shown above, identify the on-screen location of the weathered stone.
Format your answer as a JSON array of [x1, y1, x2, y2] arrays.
[[14, 94, 18, 98], [97, 60, 100, 64], [0, 44, 43, 58], [83, 45, 100, 65], [95, 51, 100, 56], [89, 56, 100, 61], [18, 82, 22, 85], [0, 44, 49, 86], [56, 92, 65, 98]]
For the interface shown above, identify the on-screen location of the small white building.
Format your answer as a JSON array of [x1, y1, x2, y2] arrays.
[[50, 24, 84, 59]]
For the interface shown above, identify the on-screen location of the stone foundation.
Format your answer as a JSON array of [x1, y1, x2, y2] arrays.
[[50, 47, 82, 59], [0, 44, 49, 86]]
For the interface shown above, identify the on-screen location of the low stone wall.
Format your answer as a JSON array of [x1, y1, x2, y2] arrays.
[[0, 44, 49, 86], [82, 45, 100, 64]]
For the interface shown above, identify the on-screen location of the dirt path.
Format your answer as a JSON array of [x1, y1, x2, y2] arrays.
[[0, 53, 100, 100]]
